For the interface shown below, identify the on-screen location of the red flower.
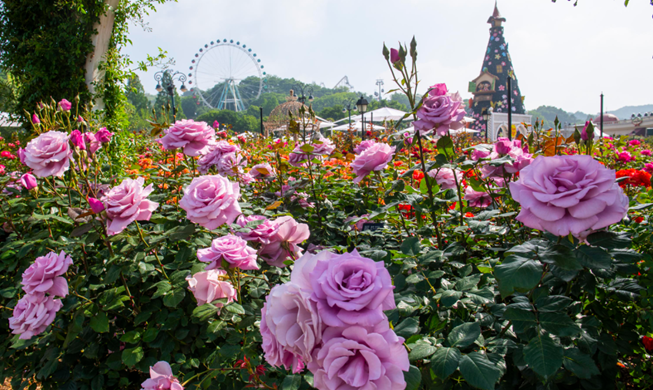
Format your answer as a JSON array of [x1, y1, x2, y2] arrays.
[[634, 216, 645, 224], [413, 170, 424, 182], [616, 169, 652, 188], [0, 151, 15, 159], [643, 336, 653, 352], [465, 212, 475, 218]]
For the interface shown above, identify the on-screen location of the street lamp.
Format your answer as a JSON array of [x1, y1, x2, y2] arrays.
[[293, 83, 314, 105], [482, 107, 493, 142], [356, 95, 369, 139], [631, 113, 644, 127], [342, 98, 357, 127], [154, 69, 187, 121]]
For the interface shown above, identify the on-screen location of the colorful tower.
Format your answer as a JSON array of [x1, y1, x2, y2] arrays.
[[469, 2, 526, 136]]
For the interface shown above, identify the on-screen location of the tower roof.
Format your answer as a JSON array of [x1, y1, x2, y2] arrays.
[[487, 1, 506, 25]]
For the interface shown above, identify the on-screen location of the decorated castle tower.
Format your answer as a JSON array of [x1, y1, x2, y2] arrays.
[[469, 2, 526, 136]]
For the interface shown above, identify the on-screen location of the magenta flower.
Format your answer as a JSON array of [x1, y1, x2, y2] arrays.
[[249, 163, 276, 179], [58, 99, 72, 112], [88, 197, 105, 213], [32, 114, 40, 124], [140, 361, 184, 390], [629, 140, 641, 146], [509, 155, 628, 237], [70, 130, 85, 149], [84, 132, 101, 154], [212, 120, 220, 129], [617, 151, 634, 163], [413, 89, 466, 136], [158, 119, 216, 157], [581, 121, 591, 141], [197, 234, 259, 271], [20, 173, 37, 190], [179, 175, 241, 230], [645, 162, 653, 174], [259, 216, 309, 267], [428, 168, 462, 190], [428, 83, 448, 97], [308, 323, 409, 390], [471, 148, 491, 161], [9, 294, 63, 340], [354, 140, 376, 155], [23, 131, 72, 177], [390, 48, 400, 64], [21, 250, 73, 297], [101, 177, 159, 235], [95, 128, 114, 143], [186, 269, 237, 308], [351, 142, 395, 183], [465, 187, 492, 208], [641, 149, 651, 157], [481, 138, 533, 178], [235, 215, 280, 245]]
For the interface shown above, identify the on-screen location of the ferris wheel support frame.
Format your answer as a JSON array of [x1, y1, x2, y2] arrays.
[[216, 78, 246, 112]]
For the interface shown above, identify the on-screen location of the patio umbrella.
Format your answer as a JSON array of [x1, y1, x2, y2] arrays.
[[331, 122, 386, 131], [345, 107, 411, 123]]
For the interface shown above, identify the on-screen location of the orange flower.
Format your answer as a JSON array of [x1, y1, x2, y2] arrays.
[[616, 169, 652, 188]]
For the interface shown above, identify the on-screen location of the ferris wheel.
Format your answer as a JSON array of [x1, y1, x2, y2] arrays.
[[187, 39, 267, 112]]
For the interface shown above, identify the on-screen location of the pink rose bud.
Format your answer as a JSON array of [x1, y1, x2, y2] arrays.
[[32, 114, 40, 124], [581, 121, 590, 141], [77, 116, 84, 123], [20, 173, 37, 190], [213, 120, 220, 129], [58, 99, 72, 112], [390, 48, 400, 64], [95, 127, 114, 143], [429, 83, 448, 97], [70, 130, 86, 150], [88, 197, 105, 213]]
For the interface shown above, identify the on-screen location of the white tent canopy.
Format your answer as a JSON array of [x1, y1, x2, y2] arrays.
[[345, 107, 410, 123], [450, 128, 480, 134], [332, 122, 386, 131], [0, 112, 20, 128]]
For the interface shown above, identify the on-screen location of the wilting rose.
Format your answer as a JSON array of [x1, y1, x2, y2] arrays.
[[509, 155, 629, 237], [186, 269, 237, 308], [428, 168, 462, 190], [465, 187, 492, 208], [308, 322, 409, 390], [351, 142, 395, 183], [288, 147, 309, 168], [179, 175, 241, 230], [21, 250, 73, 297], [308, 249, 395, 327], [235, 215, 280, 245], [249, 163, 276, 179], [102, 177, 159, 235], [140, 361, 184, 390], [20, 173, 37, 190], [58, 99, 72, 112], [413, 89, 466, 136], [197, 234, 259, 271], [158, 119, 215, 157], [259, 216, 309, 267], [23, 131, 72, 178], [9, 293, 63, 340]]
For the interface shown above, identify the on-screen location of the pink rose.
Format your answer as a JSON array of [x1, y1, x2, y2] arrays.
[[428, 168, 462, 190], [259, 216, 309, 267], [197, 234, 259, 271], [235, 215, 280, 245], [351, 142, 395, 183], [23, 131, 72, 177], [509, 155, 628, 237], [21, 250, 73, 297], [58, 99, 72, 112], [312, 135, 335, 156], [32, 114, 40, 124], [428, 83, 448, 97], [249, 163, 276, 179], [186, 269, 237, 308], [345, 214, 370, 231], [17, 148, 26, 165], [481, 138, 533, 178], [465, 187, 492, 208], [354, 140, 376, 155], [179, 175, 241, 230], [102, 177, 159, 235], [84, 132, 101, 154], [308, 249, 395, 327], [20, 173, 37, 190], [70, 130, 85, 149], [216, 152, 243, 176], [641, 149, 651, 157], [158, 119, 215, 157], [308, 323, 409, 390], [629, 140, 641, 146], [390, 48, 400, 64], [140, 361, 184, 390], [617, 151, 634, 163], [288, 146, 309, 168], [197, 141, 240, 174], [95, 127, 114, 143], [413, 90, 466, 136], [471, 148, 491, 161], [9, 293, 63, 339], [645, 162, 653, 174], [261, 282, 322, 373], [88, 197, 105, 213]]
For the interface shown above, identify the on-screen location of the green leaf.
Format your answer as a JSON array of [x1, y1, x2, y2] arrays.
[[120, 330, 141, 344], [455, 274, 482, 292], [447, 322, 481, 348], [441, 290, 463, 307], [436, 137, 454, 156], [395, 317, 420, 339], [163, 288, 186, 308], [225, 303, 245, 315], [494, 255, 543, 297], [192, 303, 220, 322], [431, 347, 461, 380], [404, 365, 422, 390], [539, 312, 581, 337], [459, 352, 502, 390], [70, 223, 94, 237], [541, 244, 582, 270], [575, 246, 612, 270], [523, 333, 563, 379], [401, 236, 421, 256], [169, 224, 196, 242], [207, 320, 226, 333], [563, 348, 600, 379], [122, 346, 144, 367], [503, 308, 537, 334], [281, 375, 301, 390], [90, 311, 109, 333], [586, 231, 630, 249], [408, 343, 437, 361], [535, 296, 573, 312]]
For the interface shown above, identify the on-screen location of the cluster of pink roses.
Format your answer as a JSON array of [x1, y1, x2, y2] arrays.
[[9, 251, 73, 339], [260, 249, 409, 390], [476, 137, 533, 178], [351, 140, 396, 183], [140, 361, 184, 390], [288, 134, 336, 168]]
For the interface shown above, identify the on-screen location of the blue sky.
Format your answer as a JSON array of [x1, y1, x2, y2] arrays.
[[124, 0, 652, 114]]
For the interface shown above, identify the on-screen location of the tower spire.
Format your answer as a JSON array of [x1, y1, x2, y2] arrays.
[[488, 1, 506, 27]]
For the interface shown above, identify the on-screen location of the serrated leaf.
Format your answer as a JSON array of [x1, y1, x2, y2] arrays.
[[455, 274, 481, 292], [524, 333, 563, 378], [539, 312, 581, 337], [459, 352, 502, 390], [447, 322, 481, 348], [225, 303, 245, 315], [441, 290, 462, 307], [535, 296, 573, 312], [281, 375, 301, 390], [169, 224, 196, 242], [408, 343, 437, 361], [563, 348, 600, 379], [162, 288, 186, 308], [494, 255, 543, 297], [503, 308, 537, 334], [575, 246, 612, 270], [192, 303, 220, 321], [395, 317, 420, 339], [586, 231, 630, 249], [431, 347, 461, 379], [120, 330, 141, 344]]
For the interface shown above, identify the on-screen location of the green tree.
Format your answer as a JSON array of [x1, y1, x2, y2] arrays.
[[318, 105, 346, 122], [125, 75, 150, 112]]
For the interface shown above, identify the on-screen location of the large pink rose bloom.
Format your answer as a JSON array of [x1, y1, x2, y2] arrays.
[[21, 250, 73, 297], [140, 361, 184, 390], [308, 322, 409, 390], [428, 168, 462, 190], [261, 282, 322, 373], [23, 131, 72, 177], [259, 216, 309, 267], [235, 215, 280, 245], [158, 119, 215, 157], [509, 155, 629, 237], [312, 134, 336, 156], [197, 234, 259, 271], [102, 177, 159, 235], [413, 89, 466, 136], [186, 269, 237, 308], [179, 175, 241, 230], [351, 142, 396, 184], [249, 163, 276, 179], [308, 249, 395, 327], [9, 293, 63, 339]]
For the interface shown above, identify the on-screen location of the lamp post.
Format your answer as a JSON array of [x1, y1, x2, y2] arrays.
[[155, 69, 187, 121], [342, 98, 357, 127], [482, 107, 492, 143], [631, 113, 644, 127], [293, 83, 314, 106], [356, 95, 369, 140]]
